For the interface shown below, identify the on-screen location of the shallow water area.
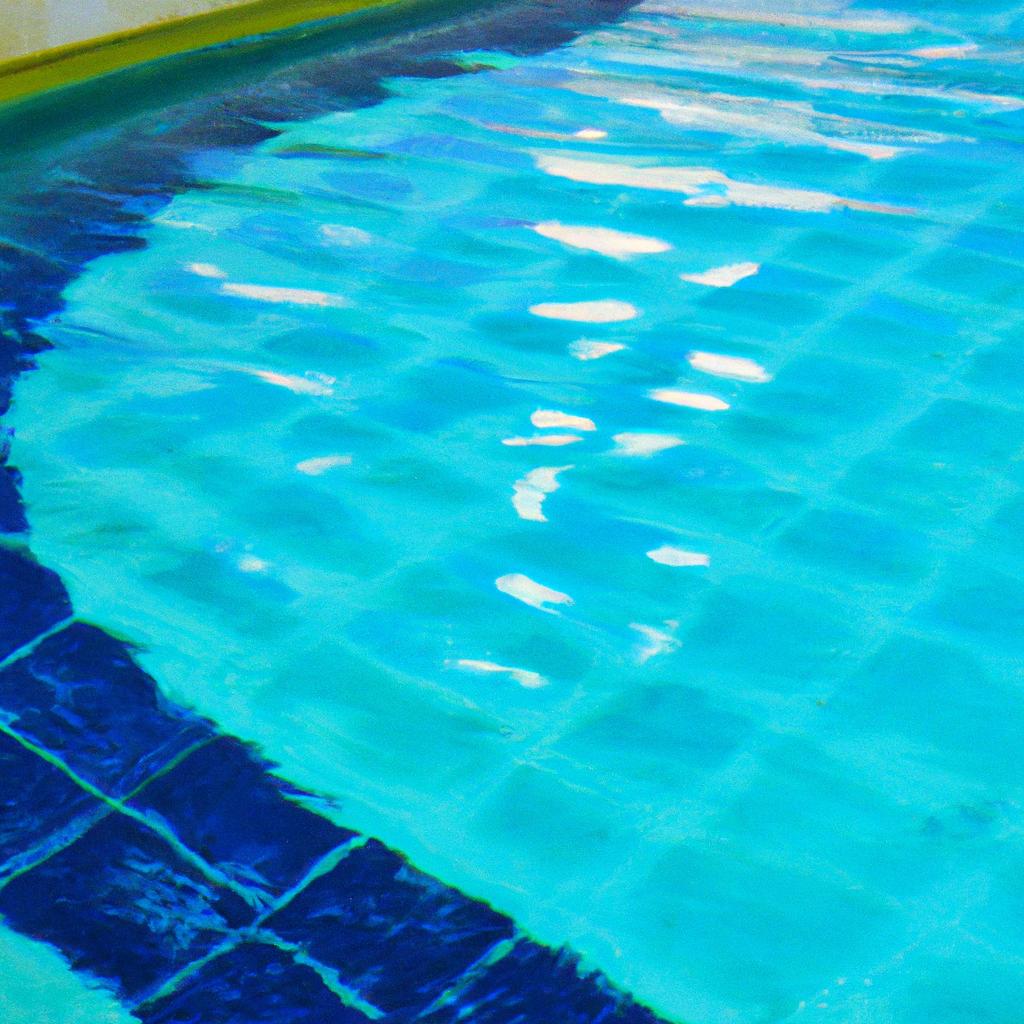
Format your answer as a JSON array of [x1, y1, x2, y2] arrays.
[[10, 0, 1024, 1019]]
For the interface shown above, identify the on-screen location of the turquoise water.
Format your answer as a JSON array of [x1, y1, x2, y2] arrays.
[[0, 925, 134, 1024], [11, 1, 1024, 1020]]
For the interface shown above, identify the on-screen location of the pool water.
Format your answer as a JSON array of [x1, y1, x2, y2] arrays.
[[10, 0, 1024, 1019]]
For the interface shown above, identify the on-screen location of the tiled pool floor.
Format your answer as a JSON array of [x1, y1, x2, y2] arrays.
[[3, 0, 1024, 1020]]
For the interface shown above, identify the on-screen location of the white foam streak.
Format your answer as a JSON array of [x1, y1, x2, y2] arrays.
[[495, 573, 574, 612]]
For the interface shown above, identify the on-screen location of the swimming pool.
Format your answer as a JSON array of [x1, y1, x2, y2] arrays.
[[4, 0, 1024, 1019]]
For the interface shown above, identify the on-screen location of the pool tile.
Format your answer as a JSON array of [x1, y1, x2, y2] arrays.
[[896, 398, 1024, 469], [265, 838, 514, 1015], [919, 565, 1024, 657], [551, 684, 750, 809], [0, 545, 71, 662], [129, 736, 356, 901], [0, 730, 104, 880], [0, 465, 27, 534], [139, 942, 371, 1024], [680, 576, 860, 686], [775, 507, 935, 585], [422, 940, 660, 1024], [0, 813, 252, 1001], [0, 622, 213, 796]]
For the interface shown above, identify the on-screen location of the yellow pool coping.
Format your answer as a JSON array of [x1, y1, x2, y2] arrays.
[[0, 0, 407, 107]]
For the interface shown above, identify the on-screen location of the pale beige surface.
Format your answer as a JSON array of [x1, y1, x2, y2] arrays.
[[2, 0, 254, 59]]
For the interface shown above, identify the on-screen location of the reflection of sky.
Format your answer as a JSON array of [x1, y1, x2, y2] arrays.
[[11, 1, 1024, 1020]]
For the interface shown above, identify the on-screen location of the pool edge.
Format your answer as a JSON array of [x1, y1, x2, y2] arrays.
[[0, 0, 411, 107]]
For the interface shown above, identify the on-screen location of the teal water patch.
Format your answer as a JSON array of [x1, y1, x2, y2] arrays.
[[0, 925, 137, 1024], [11, 1, 1024, 1020]]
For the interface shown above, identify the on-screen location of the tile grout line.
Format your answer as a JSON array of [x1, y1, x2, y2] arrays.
[[0, 803, 115, 891], [0, 613, 76, 675], [127, 840, 370, 1011], [131, 933, 247, 1012], [270, 937, 387, 1020], [119, 733, 220, 803], [251, 834, 368, 928], [0, 719, 264, 908], [417, 934, 520, 1017], [0, 716, 457, 1021]]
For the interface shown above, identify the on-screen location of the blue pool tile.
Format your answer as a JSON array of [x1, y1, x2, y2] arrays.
[[0, 813, 252, 1001], [0, 730, 104, 879], [0, 622, 213, 796], [139, 942, 370, 1024], [0, 465, 27, 534], [129, 736, 356, 901], [422, 940, 660, 1024], [0, 545, 71, 662], [265, 839, 514, 1015]]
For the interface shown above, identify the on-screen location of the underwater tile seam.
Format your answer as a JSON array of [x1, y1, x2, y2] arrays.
[[0, 609, 664, 1021]]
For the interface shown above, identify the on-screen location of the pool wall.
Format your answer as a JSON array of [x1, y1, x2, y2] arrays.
[[0, 0, 430, 106]]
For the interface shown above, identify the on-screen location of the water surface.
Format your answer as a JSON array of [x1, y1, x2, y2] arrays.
[[11, 1, 1024, 1019]]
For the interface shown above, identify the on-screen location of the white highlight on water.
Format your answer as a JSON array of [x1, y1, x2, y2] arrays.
[[531, 410, 596, 432], [296, 454, 352, 475], [249, 369, 336, 396], [687, 351, 771, 383], [184, 262, 228, 279], [646, 545, 710, 567], [238, 554, 271, 573], [319, 225, 373, 246], [502, 434, 584, 447], [512, 465, 573, 522], [221, 283, 351, 308], [612, 433, 685, 457], [631, 621, 680, 663], [495, 573, 574, 612], [532, 221, 671, 257], [569, 340, 626, 361], [649, 389, 729, 411], [449, 658, 547, 689], [529, 299, 638, 322], [535, 155, 910, 214], [680, 262, 760, 287]]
